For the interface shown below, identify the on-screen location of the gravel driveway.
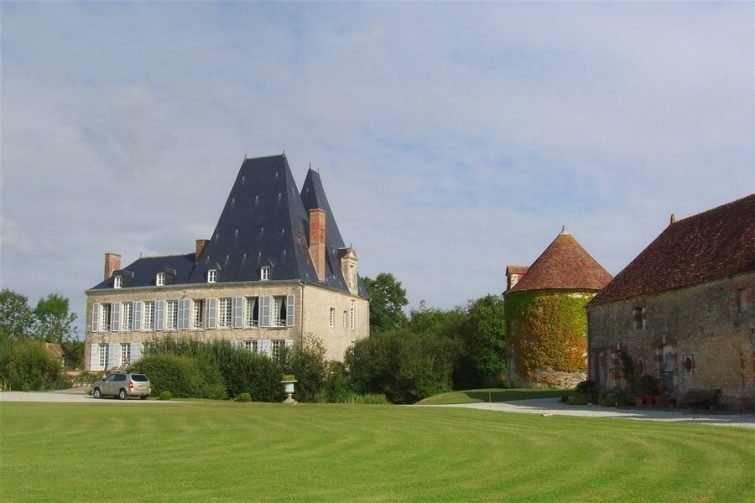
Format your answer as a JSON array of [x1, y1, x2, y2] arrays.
[[0, 390, 175, 404], [435, 397, 755, 428]]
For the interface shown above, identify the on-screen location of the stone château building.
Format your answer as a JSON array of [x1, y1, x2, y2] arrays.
[[84, 154, 369, 371], [587, 195, 755, 409], [505, 229, 612, 388]]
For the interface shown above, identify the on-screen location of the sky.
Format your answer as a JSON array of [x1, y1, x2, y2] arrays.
[[2, 1, 754, 337]]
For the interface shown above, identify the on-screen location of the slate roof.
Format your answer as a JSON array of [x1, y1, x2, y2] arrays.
[[508, 231, 612, 293], [90, 154, 366, 296], [589, 194, 755, 307]]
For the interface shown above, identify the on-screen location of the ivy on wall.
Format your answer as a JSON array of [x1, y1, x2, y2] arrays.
[[504, 290, 593, 382]]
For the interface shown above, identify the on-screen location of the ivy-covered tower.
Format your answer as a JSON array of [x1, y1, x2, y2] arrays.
[[504, 229, 612, 388]]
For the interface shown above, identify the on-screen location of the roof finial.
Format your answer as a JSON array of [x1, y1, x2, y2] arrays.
[[282, 148, 286, 157], [670, 213, 676, 224], [560, 225, 568, 235]]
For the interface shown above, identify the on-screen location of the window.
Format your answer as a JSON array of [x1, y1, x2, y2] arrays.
[[244, 340, 259, 353], [122, 302, 133, 331], [329, 308, 335, 328], [166, 300, 178, 330], [192, 300, 204, 329], [273, 296, 286, 327], [120, 343, 131, 367], [207, 269, 217, 283], [246, 297, 259, 327], [114, 276, 122, 289], [144, 301, 155, 330], [156, 272, 165, 286], [343, 310, 348, 328], [261, 266, 270, 280], [632, 306, 646, 330], [99, 343, 109, 369], [271, 340, 285, 362], [218, 298, 232, 328], [101, 304, 112, 331], [350, 300, 356, 329]]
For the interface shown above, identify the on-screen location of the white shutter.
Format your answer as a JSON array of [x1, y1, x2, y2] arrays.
[[260, 339, 271, 357], [91, 304, 100, 332], [111, 303, 121, 332], [131, 342, 142, 362], [286, 294, 295, 326], [133, 302, 143, 331], [178, 299, 190, 330], [232, 297, 244, 328], [207, 298, 217, 329], [89, 343, 100, 371], [260, 296, 271, 327], [155, 300, 165, 330], [108, 343, 118, 369]]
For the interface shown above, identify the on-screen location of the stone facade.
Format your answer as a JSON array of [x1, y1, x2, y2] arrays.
[[85, 280, 368, 370], [588, 272, 755, 409]]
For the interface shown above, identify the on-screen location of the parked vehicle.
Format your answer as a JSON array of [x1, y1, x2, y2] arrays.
[[92, 373, 151, 400]]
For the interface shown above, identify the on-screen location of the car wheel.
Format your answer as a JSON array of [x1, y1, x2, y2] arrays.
[[118, 389, 127, 400], [93, 388, 102, 399]]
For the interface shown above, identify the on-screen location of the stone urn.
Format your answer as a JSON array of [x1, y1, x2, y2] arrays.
[[281, 375, 297, 405]]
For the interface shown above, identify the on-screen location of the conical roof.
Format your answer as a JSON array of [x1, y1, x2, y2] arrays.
[[508, 231, 612, 293]]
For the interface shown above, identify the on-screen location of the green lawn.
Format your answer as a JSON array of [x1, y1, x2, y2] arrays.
[[416, 387, 567, 405], [1, 401, 753, 502]]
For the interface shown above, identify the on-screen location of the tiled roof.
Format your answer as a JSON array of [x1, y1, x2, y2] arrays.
[[589, 194, 755, 307], [90, 154, 365, 296], [508, 231, 612, 293], [506, 265, 529, 276]]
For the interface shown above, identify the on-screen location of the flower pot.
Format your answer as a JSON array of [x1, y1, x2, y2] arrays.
[[643, 395, 654, 406], [653, 395, 665, 407], [634, 396, 644, 407]]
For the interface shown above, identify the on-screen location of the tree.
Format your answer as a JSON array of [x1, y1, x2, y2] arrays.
[[362, 273, 408, 334], [32, 293, 78, 343], [0, 289, 34, 341], [455, 295, 507, 388]]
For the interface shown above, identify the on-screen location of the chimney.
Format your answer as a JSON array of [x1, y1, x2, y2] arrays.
[[195, 239, 210, 261], [104, 252, 121, 280], [308, 208, 327, 281]]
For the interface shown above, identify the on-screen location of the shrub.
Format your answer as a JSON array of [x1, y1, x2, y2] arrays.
[[574, 379, 600, 403], [235, 392, 252, 402], [3, 339, 61, 390], [323, 361, 352, 403], [637, 374, 660, 396], [132, 354, 206, 398], [286, 335, 327, 403], [337, 393, 389, 405], [159, 391, 172, 401], [599, 388, 633, 407]]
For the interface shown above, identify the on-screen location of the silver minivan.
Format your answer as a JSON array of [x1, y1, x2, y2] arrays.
[[92, 373, 151, 400]]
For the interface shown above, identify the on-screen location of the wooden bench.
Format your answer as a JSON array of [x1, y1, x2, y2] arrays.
[[684, 388, 721, 409]]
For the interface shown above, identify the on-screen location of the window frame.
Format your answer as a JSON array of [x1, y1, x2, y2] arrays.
[[207, 269, 217, 283]]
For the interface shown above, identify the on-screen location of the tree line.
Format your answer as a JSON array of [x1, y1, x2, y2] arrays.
[[0, 274, 507, 403], [0, 289, 83, 390]]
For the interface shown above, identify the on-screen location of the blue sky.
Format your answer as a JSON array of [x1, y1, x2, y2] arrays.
[[2, 1, 753, 336]]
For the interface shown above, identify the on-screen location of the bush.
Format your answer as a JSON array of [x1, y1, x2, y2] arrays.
[[235, 392, 252, 402], [599, 388, 633, 407], [159, 390, 172, 400], [3, 339, 62, 390], [322, 361, 352, 403], [286, 335, 327, 403], [636, 374, 660, 396], [574, 379, 600, 404], [132, 354, 211, 398]]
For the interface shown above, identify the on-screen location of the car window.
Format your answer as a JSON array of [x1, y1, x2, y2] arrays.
[[105, 375, 116, 382], [114, 374, 127, 381], [131, 374, 149, 382]]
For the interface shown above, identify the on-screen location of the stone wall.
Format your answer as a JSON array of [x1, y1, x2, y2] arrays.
[[588, 272, 755, 409]]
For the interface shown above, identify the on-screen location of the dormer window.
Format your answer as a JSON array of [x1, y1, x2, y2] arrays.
[[156, 272, 165, 286], [632, 306, 646, 330], [207, 269, 217, 283], [113, 276, 122, 289], [261, 266, 270, 280]]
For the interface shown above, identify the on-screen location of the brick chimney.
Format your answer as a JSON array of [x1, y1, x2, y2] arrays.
[[308, 208, 327, 281], [195, 239, 210, 261], [104, 252, 121, 280]]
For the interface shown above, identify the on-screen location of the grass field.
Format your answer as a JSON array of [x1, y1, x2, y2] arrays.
[[1, 401, 753, 502], [416, 387, 567, 405]]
